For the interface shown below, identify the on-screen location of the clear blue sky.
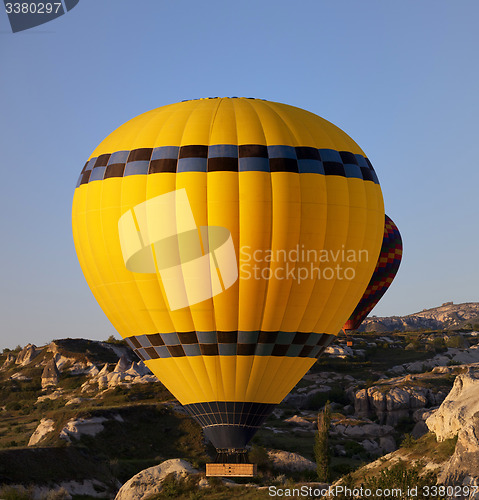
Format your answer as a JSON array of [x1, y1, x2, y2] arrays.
[[1, 0, 478, 349]]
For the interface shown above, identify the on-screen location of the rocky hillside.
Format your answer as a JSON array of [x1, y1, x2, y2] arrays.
[[1, 330, 479, 499], [360, 301, 479, 332], [334, 368, 479, 499]]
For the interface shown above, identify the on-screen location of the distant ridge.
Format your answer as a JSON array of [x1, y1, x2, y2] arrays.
[[359, 302, 479, 332]]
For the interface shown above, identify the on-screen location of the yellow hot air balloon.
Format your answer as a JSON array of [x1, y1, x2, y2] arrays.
[[72, 97, 384, 466]]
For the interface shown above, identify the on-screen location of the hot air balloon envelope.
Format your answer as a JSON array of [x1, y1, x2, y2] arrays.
[[72, 97, 385, 453]]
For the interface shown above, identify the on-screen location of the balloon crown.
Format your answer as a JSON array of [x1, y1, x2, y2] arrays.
[[181, 96, 265, 102]]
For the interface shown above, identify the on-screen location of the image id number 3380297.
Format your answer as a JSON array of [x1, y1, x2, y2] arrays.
[[5, 2, 62, 14]]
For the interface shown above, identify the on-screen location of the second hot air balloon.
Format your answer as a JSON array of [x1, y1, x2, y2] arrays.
[[343, 214, 402, 336]]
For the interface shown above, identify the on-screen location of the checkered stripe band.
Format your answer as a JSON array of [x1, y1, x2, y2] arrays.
[[76, 145, 379, 187], [125, 331, 335, 361]]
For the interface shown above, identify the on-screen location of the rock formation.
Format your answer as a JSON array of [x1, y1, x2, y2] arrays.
[[15, 344, 38, 366], [283, 386, 331, 408], [28, 419, 56, 446], [9, 372, 31, 381], [360, 302, 479, 332], [439, 411, 479, 493], [330, 417, 396, 455], [426, 368, 479, 441], [388, 350, 479, 376], [97, 363, 109, 377], [333, 419, 394, 438], [41, 358, 60, 389], [284, 415, 314, 428], [86, 365, 99, 377], [59, 416, 110, 442], [126, 361, 150, 377], [352, 370, 451, 426], [114, 355, 129, 373], [81, 361, 157, 392], [324, 345, 354, 358], [354, 385, 434, 426], [115, 459, 199, 500], [1, 352, 16, 370], [267, 450, 316, 471]]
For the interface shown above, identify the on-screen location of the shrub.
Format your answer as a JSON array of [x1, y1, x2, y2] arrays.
[[331, 462, 355, 478], [432, 337, 446, 352], [147, 473, 200, 499], [362, 461, 444, 500], [160, 474, 185, 498], [43, 489, 69, 500], [394, 416, 415, 437], [335, 460, 444, 500], [446, 335, 465, 348], [400, 433, 416, 448], [249, 444, 271, 467], [0, 486, 33, 500], [447, 360, 462, 366], [328, 386, 351, 406], [406, 340, 421, 351], [60, 374, 87, 390], [440, 434, 458, 457], [5, 401, 22, 411], [343, 439, 364, 457], [307, 391, 329, 409], [36, 398, 64, 412], [307, 386, 350, 410]]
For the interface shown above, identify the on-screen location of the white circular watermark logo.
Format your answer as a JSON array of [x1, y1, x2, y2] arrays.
[[118, 189, 238, 311]]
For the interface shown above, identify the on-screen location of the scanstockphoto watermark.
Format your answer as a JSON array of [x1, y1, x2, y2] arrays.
[[268, 484, 479, 498], [269, 485, 406, 498], [240, 245, 369, 283]]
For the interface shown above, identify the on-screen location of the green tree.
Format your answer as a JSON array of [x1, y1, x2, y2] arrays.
[[432, 337, 446, 352], [104, 335, 126, 346], [314, 401, 332, 482]]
